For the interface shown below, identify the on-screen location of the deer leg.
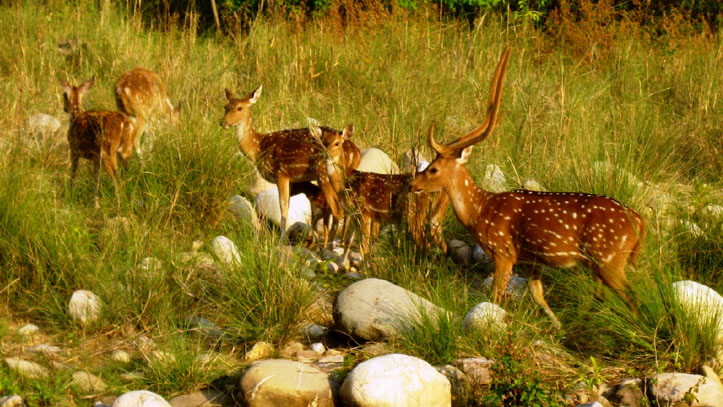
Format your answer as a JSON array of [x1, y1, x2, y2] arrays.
[[491, 257, 514, 303], [69, 152, 80, 181], [360, 214, 372, 257], [277, 175, 290, 240], [529, 275, 561, 328]]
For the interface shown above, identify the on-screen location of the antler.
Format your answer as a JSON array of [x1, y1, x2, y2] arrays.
[[429, 46, 510, 155]]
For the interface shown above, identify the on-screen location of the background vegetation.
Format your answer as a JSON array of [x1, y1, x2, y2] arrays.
[[0, 0, 721, 405]]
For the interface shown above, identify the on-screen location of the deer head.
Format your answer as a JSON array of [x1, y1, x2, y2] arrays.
[[60, 77, 95, 119], [220, 85, 262, 129], [411, 48, 509, 196]]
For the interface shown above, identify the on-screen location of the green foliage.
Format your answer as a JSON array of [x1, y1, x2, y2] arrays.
[[395, 306, 461, 365], [485, 352, 564, 406]]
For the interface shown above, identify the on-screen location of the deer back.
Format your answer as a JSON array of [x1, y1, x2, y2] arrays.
[[476, 190, 645, 269], [115, 67, 179, 121]]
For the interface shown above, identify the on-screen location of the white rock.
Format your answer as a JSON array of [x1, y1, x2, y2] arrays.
[[356, 148, 400, 174], [592, 161, 641, 187], [0, 395, 23, 407], [228, 195, 261, 231], [482, 275, 528, 301], [649, 372, 723, 407], [317, 354, 345, 365], [27, 113, 62, 137], [522, 178, 545, 191], [71, 371, 107, 392], [448, 240, 471, 264], [68, 290, 103, 325], [4, 358, 49, 378], [326, 262, 339, 273], [334, 278, 449, 341], [255, 187, 312, 232], [119, 371, 145, 381], [310, 342, 325, 354], [672, 280, 723, 356], [27, 344, 62, 354], [111, 390, 171, 407], [240, 161, 276, 197], [111, 350, 132, 364], [463, 302, 508, 332], [210, 236, 241, 267], [481, 164, 506, 193], [17, 323, 39, 337], [240, 359, 333, 407], [340, 353, 451, 407]]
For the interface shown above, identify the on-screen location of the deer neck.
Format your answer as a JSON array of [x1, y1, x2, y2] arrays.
[[445, 165, 492, 230], [235, 120, 261, 161]]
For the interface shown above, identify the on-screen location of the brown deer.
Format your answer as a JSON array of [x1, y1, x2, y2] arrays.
[[115, 67, 181, 157], [61, 77, 141, 184], [220, 85, 359, 238], [409, 48, 646, 327], [340, 170, 450, 256]]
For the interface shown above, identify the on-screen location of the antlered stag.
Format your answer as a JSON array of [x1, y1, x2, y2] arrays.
[[410, 48, 646, 326]]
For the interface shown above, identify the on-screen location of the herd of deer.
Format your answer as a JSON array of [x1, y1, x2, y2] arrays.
[[60, 47, 646, 326]]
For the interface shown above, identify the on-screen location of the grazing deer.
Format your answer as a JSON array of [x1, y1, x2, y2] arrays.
[[115, 67, 181, 157], [220, 85, 358, 238], [61, 77, 141, 184], [410, 48, 646, 327], [340, 170, 450, 256]]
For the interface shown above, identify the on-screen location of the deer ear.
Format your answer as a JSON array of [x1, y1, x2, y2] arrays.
[[224, 88, 235, 101], [249, 85, 262, 104], [78, 77, 94, 94], [60, 80, 72, 95], [342, 124, 354, 139], [456, 146, 473, 165]]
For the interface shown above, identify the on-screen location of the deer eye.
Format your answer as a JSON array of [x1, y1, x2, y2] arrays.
[[335, 141, 340, 146], [429, 168, 438, 175], [236, 106, 243, 111]]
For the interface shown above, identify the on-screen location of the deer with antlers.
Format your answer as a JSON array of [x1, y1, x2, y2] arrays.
[[220, 85, 359, 238], [410, 48, 646, 326], [61, 77, 141, 190], [115, 67, 181, 157]]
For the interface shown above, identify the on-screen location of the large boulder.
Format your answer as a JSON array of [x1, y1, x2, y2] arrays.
[[356, 148, 400, 174], [334, 278, 448, 341], [239, 359, 333, 407], [112, 391, 172, 407], [648, 372, 723, 407], [255, 188, 312, 233], [672, 281, 723, 344], [340, 353, 451, 407]]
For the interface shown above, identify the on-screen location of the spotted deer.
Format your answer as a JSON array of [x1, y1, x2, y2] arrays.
[[220, 85, 359, 237], [61, 77, 141, 183], [115, 67, 181, 157], [409, 48, 646, 327]]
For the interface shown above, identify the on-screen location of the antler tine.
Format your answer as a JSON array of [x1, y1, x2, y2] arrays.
[[428, 121, 447, 155], [440, 46, 511, 153]]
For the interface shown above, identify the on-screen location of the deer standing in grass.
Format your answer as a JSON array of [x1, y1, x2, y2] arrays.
[[61, 77, 141, 205], [220, 85, 359, 238], [115, 67, 181, 157], [410, 48, 646, 327], [317, 129, 450, 256]]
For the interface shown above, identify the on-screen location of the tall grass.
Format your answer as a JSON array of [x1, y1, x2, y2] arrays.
[[0, 0, 721, 401]]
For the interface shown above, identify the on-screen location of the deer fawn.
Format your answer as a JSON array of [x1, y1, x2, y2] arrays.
[[115, 67, 181, 157], [319, 130, 450, 256], [410, 48, 646, 327], [61, 77, 141, 185], [220, 85, 358, 238]]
